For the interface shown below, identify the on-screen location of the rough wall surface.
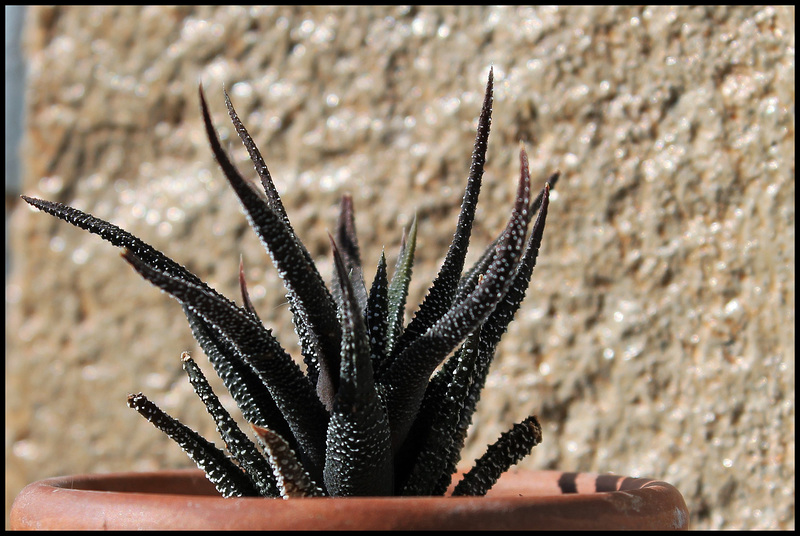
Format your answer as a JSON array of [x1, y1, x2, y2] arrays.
[[6, 6, 794, 529]]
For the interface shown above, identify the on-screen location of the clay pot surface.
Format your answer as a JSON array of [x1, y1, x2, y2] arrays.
[[10, 468, 689, 530]]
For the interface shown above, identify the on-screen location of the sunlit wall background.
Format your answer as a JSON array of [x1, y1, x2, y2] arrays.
[[6, 6, 794, 529]]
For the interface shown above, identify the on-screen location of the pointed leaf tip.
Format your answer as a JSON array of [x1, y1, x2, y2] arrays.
[[251, 424, 325, 498]]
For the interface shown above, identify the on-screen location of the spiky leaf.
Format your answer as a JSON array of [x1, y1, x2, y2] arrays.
[[324, 238, 393, 496], [391, 67, 494, 358], [182, 307, 297, 449], [121, 249, 329, 482], [380, 148, 533, 449], [458, 181, 552, 426], [385, 216, 417, 357], [398, 325, 481, 495], [181, 353, 279, 497], [127, 393, 260, 498], [451, 415, 543, 497], [251, 424, 325, 498], [223, 89, 293, 228], [333, 194, 368, 313], [20, 196, 206, 290], [238, 256, 259, 318], [200, 86, 342, 409], [366, 251, 390, 370]]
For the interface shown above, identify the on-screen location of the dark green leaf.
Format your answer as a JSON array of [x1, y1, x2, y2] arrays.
[[20, 196, 205, 289], [250, 424, 326, 498], [181, 353, 279, 497], [127, 392, 260, 498], [121, 248, 329, 483], [391, 67, 494, 359], [224, 89, 293, 228], [366, 251, 390, 372], [333, 194, 368, 314], [398, 326, 481, 496], [458, 181, 552, 437], [200, 86, 342, 409], [182, 307, 297, 450], [380, 148, 533, 450], [385, 217, 417, 357], [451, 415, 542, 496], [324, 238, 393, 496]]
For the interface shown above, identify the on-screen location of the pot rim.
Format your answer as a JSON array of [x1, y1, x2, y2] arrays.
[[11, 468, 689, 530]]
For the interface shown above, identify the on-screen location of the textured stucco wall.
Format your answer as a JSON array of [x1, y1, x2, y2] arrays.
[[6, 6, 794, 529]]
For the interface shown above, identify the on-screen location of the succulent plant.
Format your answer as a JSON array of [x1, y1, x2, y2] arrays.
[[22, 68, 559, 498]]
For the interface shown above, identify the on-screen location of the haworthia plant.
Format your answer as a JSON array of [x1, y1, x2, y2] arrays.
[[22, 68, 560, 497]]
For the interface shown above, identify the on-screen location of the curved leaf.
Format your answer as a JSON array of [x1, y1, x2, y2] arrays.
[[333, 194, 368, 314], [451, 415, 542, 497], [381, 148, 533, 450], [251, 424, 326, 498], [398, 325, 481, 495], [200, 86, 342, 408], [391, 67, 494, 358], [324, 238, 393, 496], [366, 251, 390, 371], [121, 248, 329, 482], [385, 216, 417, 357], [181, 353, 279, 497], [127, 393, 261, 498]]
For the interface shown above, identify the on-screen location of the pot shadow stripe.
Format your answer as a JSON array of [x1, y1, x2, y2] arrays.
[[595, 474, 625, 492], [557, 472, 578, 494]]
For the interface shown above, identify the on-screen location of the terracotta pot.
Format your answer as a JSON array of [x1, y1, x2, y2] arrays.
[[10, 468, 689, 530]]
